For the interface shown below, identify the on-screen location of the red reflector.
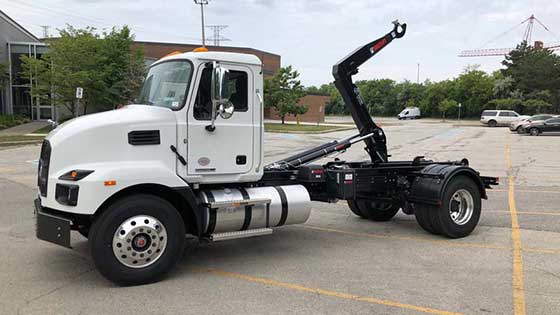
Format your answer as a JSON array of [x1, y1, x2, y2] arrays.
[[335, 144, 347, 150], [311, 169, 324, 174], [372, 38, 387, 52], [495, 177, 500, 183]]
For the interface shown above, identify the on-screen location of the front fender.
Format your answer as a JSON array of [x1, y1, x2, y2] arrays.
[[409, 164, 487, 206], [41, 161, 187, 215]]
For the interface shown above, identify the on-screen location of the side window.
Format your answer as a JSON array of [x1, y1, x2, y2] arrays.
[[482, 111, 496, 116], [499, 112, 510, 117], [193, 68, 248, 120], [227, 70, 248, 112], [193, 68, 212, 120]]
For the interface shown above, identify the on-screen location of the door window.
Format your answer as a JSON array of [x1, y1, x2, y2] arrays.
[[194, 68, 248, 120]]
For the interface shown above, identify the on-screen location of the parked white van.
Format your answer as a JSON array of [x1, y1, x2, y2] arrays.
[[397, 107, 421, 120]]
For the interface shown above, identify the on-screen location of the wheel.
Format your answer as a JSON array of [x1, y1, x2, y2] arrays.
[[529, 128, 540, 136], [89, 194, 186, 286], [347, 200, 365, 218], [517, 127, 524, 134], [416, 176, 481, 238], [355, 200, 400, 221], [414, 204, 438, 234], [488, 120, 497, 127]]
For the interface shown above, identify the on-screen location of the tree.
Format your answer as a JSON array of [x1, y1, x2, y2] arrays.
[[438, 99, 457, 120], [20, 25, 145, 118], [264, 66, 306, 124], [523, 99, 552, 114], [502, 41, 560, 112], [454, 67, 494, 117]]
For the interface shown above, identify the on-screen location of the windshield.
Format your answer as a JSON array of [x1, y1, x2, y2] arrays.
[[138, 60, 193, 109]]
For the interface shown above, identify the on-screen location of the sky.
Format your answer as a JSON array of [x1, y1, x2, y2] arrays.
[[2, 0, 560, 86]]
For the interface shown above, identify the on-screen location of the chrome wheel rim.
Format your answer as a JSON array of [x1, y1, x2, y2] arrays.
[[449, 189, 474, 225], [112, 215, 167, 268]]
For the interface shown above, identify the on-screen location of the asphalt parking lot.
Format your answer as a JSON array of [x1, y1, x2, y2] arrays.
[[1, 120, 559, 315]]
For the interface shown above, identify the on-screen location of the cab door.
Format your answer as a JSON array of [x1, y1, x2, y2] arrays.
[[186, 63, 255, 179]]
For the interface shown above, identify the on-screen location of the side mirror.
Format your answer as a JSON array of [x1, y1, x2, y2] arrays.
[[206, 62, 231, 132]]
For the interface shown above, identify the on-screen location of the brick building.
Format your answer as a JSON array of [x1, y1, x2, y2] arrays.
[[132, 41, 281, 77], [265, 93, 329, 123]]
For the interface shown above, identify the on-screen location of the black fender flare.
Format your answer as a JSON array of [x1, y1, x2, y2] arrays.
[[409, 164, 487, 207]]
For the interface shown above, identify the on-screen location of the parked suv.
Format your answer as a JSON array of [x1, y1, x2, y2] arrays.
[[480, 110, 530, 127]]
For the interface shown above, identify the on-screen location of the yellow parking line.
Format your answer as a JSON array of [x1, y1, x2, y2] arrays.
[[491, 188, 560, 194], [506, 130, 526, 315], [486, 210, 560, 217], [201, 268, 463, 315]]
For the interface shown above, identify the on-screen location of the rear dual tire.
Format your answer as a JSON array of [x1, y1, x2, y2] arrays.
[[347, 200, 400, 221], [414, 176, 481, 238]]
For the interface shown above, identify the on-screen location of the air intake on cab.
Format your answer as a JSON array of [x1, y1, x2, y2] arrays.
[[128, 130, 161, 145]]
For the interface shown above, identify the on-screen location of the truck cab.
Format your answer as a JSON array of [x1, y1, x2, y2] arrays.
[[142, 51, 265, 184]]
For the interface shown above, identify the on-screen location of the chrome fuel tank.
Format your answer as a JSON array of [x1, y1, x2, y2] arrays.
[[200, 185, 311, 234]]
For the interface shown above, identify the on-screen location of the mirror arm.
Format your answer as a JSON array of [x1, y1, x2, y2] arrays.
[[206, 61, 219, 132]]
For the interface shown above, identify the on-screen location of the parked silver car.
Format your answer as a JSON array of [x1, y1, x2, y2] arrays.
[[510, 114, 555, 133]]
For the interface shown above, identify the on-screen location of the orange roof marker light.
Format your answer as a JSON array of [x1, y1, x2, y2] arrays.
[[193, 47, 209, 52], [160, 51, 182, 60]]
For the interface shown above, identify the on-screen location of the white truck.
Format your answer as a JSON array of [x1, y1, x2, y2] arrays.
[[35, 22, 497, 285], [397, 107, 421, 120]]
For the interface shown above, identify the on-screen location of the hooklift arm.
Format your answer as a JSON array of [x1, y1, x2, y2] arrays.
[[332, 21, 407, 163]]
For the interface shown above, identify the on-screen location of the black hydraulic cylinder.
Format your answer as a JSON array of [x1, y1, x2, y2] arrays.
[[332, 21, 406, 163], [276, 133, 360, 165]]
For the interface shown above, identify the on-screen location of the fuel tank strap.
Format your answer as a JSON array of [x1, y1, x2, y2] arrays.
[[274, 186, 288, 227], [239, 188, 252, 231], [206, 191, 217, 234]]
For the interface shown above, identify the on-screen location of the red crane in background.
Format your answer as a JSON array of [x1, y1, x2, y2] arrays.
[[459, 14, 560, 57]]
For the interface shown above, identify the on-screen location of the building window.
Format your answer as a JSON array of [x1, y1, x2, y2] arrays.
[[12, 86, 31, 117]]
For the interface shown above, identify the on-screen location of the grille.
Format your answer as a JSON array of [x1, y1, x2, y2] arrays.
[[128, 130, 161, 145], [38, 140, 51, 197]]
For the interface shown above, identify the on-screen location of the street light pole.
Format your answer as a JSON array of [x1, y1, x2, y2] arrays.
[[458, 103, 462, 121], [416, 62, 420, 84], [193, 0, 209, 47]]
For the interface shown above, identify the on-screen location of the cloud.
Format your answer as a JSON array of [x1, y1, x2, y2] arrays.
[[3, 0, 559, 85]]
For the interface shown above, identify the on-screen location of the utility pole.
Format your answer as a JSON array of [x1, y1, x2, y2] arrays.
[[207, 25, 230, 46], [40, 25, 50, 38], [416, 62, 420, 84], [193, 0, 209, 47]]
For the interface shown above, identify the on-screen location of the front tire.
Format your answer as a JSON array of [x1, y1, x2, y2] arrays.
[[529, 128, 540, 136], [89, 194, 186, 286], [488, 120, 497, 127]]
